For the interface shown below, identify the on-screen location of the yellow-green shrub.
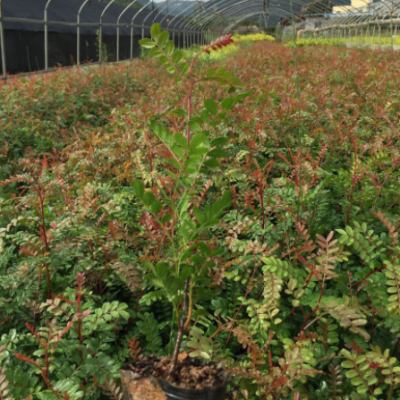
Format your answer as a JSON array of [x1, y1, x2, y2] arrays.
[[285, 38, 342, 48], [345, 36, 400, 45], [232, 32, 275, 42]]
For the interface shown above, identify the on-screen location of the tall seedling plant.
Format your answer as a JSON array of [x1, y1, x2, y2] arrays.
[[136, 24, 252, 371]]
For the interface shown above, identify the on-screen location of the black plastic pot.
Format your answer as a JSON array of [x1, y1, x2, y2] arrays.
[[120, 359, 230, 400], [158, 376, 229, 400]]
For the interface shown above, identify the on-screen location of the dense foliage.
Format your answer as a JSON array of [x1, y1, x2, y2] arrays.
[[285, 36, 400, 48], [285, 38, 342, 47], [1, 33, 400, 400], [232, 33, 276, 42]]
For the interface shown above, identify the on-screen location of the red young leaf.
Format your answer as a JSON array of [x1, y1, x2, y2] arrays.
[[75, 310, 91, 320], [25, 322, 40, 339], [13, 352, 41, 369]]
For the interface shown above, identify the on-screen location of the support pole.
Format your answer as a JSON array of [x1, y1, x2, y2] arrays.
[[130, 23, 134, 59], [129, 0, 151, 61], [44, 0, 54, 71], [77, 0, 91, 66], [0, 0, 6, 78], [390, 10, 394, 51], [100, 0, 117, 63], [378, 24, 381, 46], [371, 25, 375, 45], [118, 0, 140, 62]]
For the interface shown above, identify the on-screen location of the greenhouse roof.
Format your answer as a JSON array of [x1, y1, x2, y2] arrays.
[[1, 0, 399, 35]]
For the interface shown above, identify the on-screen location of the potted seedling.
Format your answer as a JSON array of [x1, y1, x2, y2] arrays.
[[119, 24, 253, 400]]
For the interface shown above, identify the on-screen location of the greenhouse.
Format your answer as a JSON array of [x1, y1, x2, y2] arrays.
[[1, 0, 400, 399], [302, 0, 400, 46], [2, 0, 400, 74]]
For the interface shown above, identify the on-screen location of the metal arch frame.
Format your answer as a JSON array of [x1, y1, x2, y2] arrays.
[[307, 9, 400, 39], [224, 12, 267, 32], [374, 0, 398, 47], [143, 0, 192, 29], [158, 0, 195, 48], [171, 1, 206, 29], [176, 2, 232, 42], [177, 2, 230, 33], [207, 9, 265, 33], [196, 3, 271, 40], [179, 3, 223, 31], [329, 0, 392, 22], [179, 16, 207, 47], [167, 2, 204, 36], [174, 0, 350, 43], [185, 0, 334, 29], [1, 0, 399, 77], [99, 0, 118, 63], [201, 2, 266, 30], [128, 0, 191, 53], [165, 3, 204, 48], [138, 0, 197, 39], [275, 0, 347, 17], [200, 3, 273, 32], [129, 1, 155, 57], [357, 0, 399, 46], [223, 9, 295, 32], [77, 0, 91, 66], [302, 0, 363, 15], [189, 0, 230, 29], [182, 0, 329, 37], [176, 1, 251, 41], [137, 0, 155, 39], [370, 0, 399, 19], [158, 0, 188, 35], [159, 0, 187, 26], [317, 0, 400, 31], [289, 0, 373, 39], [205, 0, 353, 36], [178, 17, 202, 34], [117, 0, 141, 62], [151, 0, 180, 45], [141, 0, 172, 29]]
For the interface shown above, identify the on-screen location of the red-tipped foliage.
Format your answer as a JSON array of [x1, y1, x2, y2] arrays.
[[13, 352, 40, 369], [25, 322, 40, 340], [207, 34, 234, 53], [75, 273, 86, 292], [53, 321, 74, 343]]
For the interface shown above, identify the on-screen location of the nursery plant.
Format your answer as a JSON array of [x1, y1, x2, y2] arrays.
[[118, 23, 252, 397]]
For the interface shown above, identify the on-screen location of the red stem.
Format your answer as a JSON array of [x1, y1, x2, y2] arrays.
[[96, 239, 109, 295], [258, 180, 266, 243], [351, 266, 386, 289], [347, 137, 360, 225], [224, 260, 261, 348], [184, 37, 233, 145], [37, 186, 51, 299]]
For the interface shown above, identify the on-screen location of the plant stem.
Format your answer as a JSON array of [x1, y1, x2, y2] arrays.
[[183, 281, 193, 332], [351, 266, 386, 289], [171, 278, 189, 373]]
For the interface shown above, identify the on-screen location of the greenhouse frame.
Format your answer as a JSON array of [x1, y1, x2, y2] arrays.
[[0, 0, 399, 76]]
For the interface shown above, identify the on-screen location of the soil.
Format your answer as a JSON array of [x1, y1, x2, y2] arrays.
[[123, 354, 227, 390], [120, 369, 167, 400]]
